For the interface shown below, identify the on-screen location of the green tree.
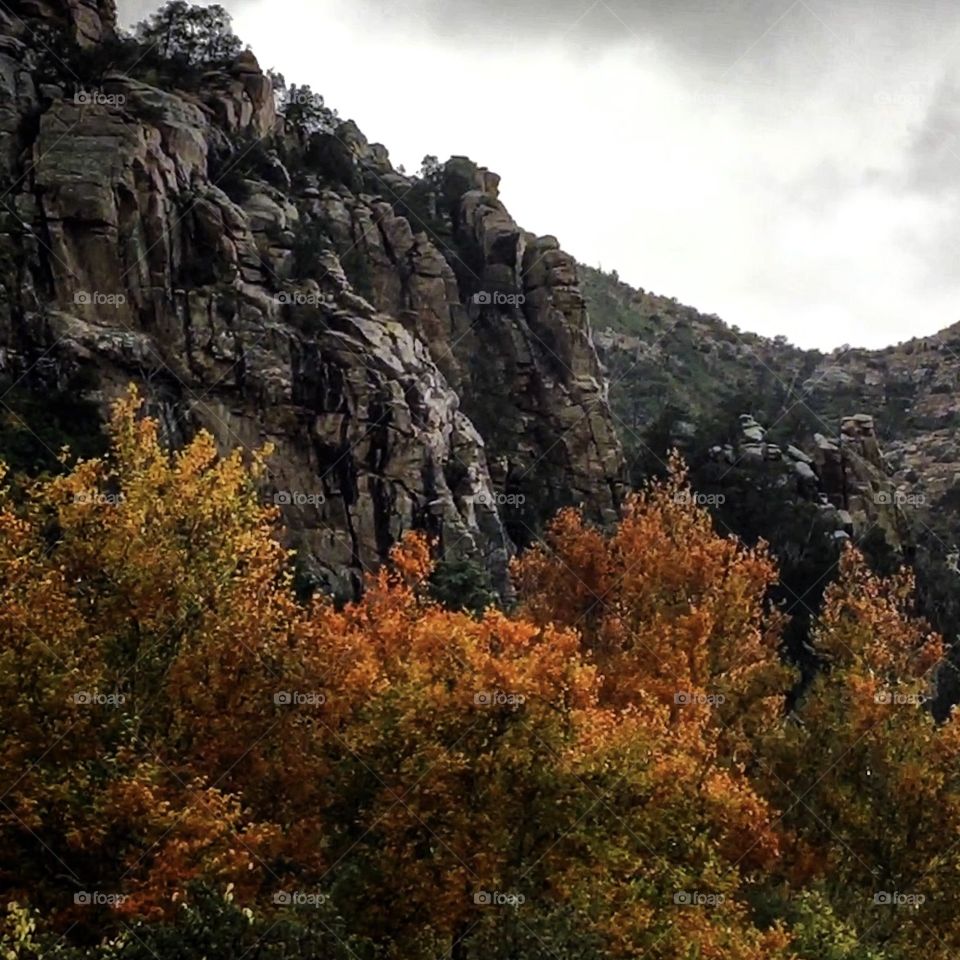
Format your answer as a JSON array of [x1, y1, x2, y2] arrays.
[[280, 84, 339, 134], [135, 2, 242, 68]]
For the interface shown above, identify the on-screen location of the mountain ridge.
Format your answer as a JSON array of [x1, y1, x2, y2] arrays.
[[585, 262, 960, 504], [0, 0, 624, 598], [4, 0, 960, 644]]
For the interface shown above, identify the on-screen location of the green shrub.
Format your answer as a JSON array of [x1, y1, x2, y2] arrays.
[[429, 556, 499, 615], [0, 383, 105, 477]]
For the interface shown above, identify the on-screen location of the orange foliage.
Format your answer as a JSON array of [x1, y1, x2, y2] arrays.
[[512, 453, 794, 764], [9, 393, 959, 959]]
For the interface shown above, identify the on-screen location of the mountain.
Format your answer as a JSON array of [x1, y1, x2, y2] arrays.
[[0, 0, 623, 600], [586, 263, 960, 507], [3, 0, 960, 677], [584, 264, 960, 708], [11, 7, 960, 960]]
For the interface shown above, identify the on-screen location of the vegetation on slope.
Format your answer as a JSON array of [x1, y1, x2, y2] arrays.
[[0, 392, 956, 960]]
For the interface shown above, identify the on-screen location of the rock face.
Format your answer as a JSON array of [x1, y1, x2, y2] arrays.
[[0, 3, 624, 597], [586, 264, 960, 557], [4, 0, 116, 47], [303, 146, 624, 544], [709, 411, 905, 548], [810, 415, 905, 547]]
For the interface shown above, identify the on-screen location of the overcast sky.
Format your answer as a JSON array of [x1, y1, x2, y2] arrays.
[[118, 0, 960, 350]]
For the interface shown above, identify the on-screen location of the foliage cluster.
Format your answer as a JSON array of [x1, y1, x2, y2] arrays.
[[0, 397, 956, 960]]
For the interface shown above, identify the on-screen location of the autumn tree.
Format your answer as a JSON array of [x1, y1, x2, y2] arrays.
[[7, 393, 953, 960], [0, 389, 293, 929], [765, 547, 958, 958], [291, 536, 792, 960], [0, 402, 796, 959], [512, 454, 794, 763]]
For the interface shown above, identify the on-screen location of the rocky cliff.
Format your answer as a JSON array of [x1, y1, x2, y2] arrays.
[[0, 0, 624, 598]]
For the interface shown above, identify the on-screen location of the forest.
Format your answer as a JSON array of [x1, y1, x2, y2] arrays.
[[0, 392, 953, 960]]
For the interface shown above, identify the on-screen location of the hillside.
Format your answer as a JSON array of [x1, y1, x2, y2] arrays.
[[584, 264, 960, 506], [3, 0, 959, 661], [0, 0, 624, 601], [7, 4, 960, 960], [582, 265, 960, 709]]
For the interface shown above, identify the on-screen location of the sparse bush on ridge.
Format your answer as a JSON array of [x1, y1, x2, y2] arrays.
[[134, 1, 242, 71]]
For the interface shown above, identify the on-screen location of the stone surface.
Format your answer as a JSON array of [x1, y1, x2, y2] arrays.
[[588, 264, 960, 557], [708, 412, 907, 549], [0, 7, 625, 595], [8, 0, 116, 46]]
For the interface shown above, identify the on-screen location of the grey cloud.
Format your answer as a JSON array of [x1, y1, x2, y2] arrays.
[[119, 0, 956, 89], [900, 73, 960, 289], [116, 0, 167, 26], [341, 0, 951, 76], [367, 0, 782, 56], [116, 0, 239, 27], [905, 73, 960, 195], [124, 0, 950, 66]]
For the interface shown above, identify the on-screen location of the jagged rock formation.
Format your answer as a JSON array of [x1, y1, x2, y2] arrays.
[[585, 265, 960, 550], [0, 0, 624, 597], [312, 145, 624, 544], [5, 0, 116, 47], [707, 411, 905, 550], [810, 415, 903, 545]]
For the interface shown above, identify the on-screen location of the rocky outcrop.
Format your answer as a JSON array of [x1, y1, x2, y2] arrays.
[[4, 0, 116, 47], [303, 141, 624, 540], [0, 4, 624, 596], [709, 411, 906, 549], [586, 262, 960, 556], [811, 415, 906, 547]]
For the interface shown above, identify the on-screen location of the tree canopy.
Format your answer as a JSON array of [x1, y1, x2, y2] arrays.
[[134, 2, 243, 68], [0, 392, 957, 960]]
